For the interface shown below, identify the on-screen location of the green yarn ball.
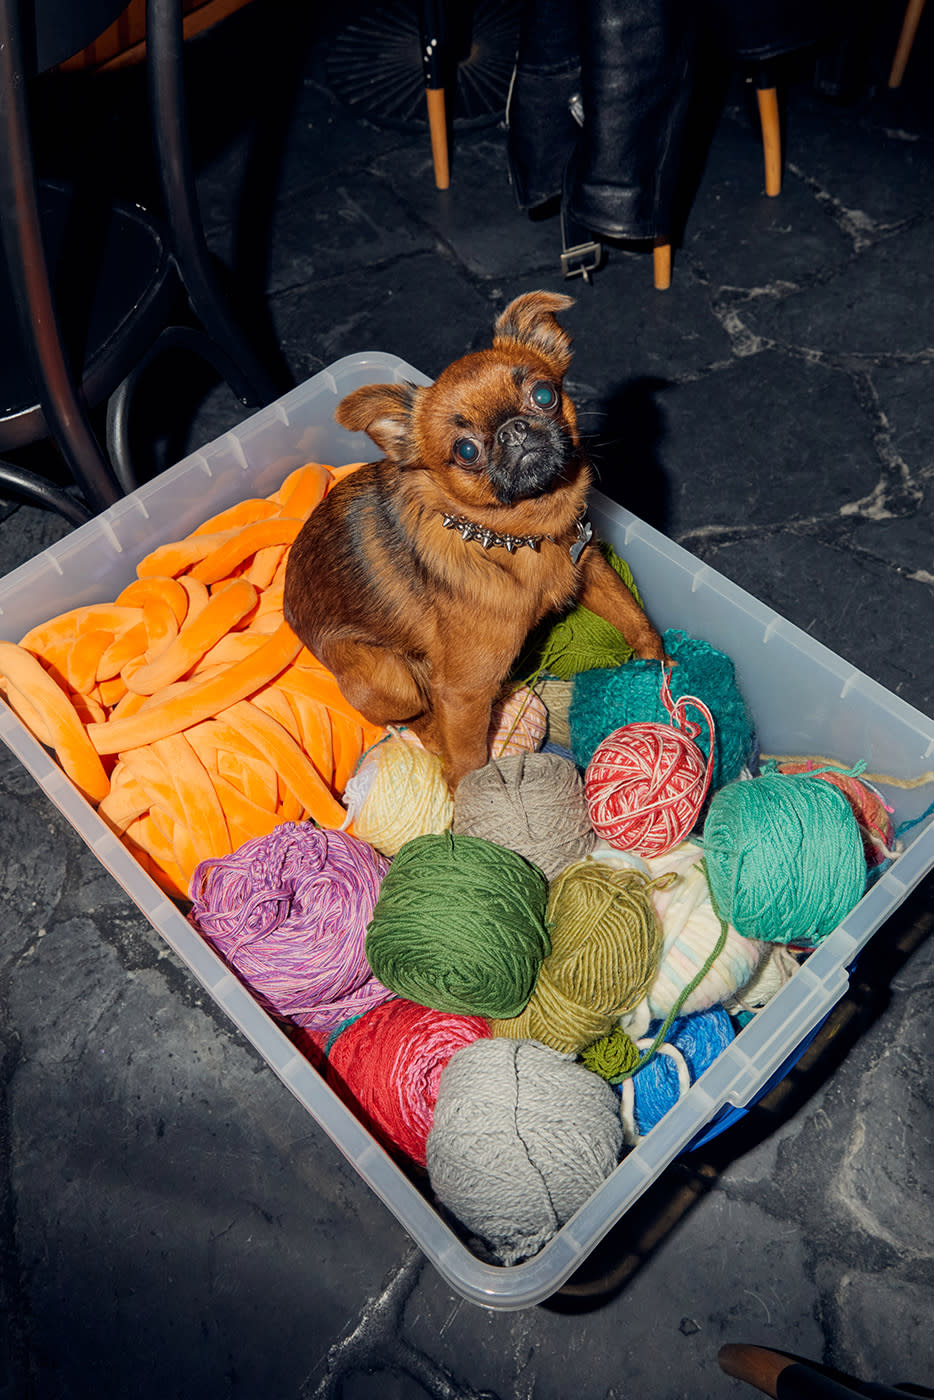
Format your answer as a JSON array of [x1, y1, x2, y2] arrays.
[[364, 832, 550, 1018], [516, 542, 645, 682], [702, 770, 867, 947], [569, 627, 756, 790], [580, 1026, 641, 1082]]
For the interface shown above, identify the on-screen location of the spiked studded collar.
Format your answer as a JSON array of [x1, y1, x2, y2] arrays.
[[441, 511, 593, 563]]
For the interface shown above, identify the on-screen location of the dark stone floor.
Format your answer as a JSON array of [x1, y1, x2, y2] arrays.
[[1, 3, 933, 1396]]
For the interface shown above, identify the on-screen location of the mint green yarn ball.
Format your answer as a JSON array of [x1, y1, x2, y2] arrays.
[[702, 771, 867, 946], [364, 831, 550, 1017], [569, 628, 756, 790]]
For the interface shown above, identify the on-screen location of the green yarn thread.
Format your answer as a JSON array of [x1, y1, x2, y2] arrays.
[[582, 891, 731, 1084], [515, 541, 645, 682], [702, 770, 867, 946], [364, 831, 550, 1017]]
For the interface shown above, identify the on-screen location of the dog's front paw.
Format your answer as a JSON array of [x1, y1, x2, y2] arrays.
[[632, 627, 667, 663]]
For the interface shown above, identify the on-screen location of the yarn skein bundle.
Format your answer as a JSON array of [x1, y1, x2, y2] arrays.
[[189, 822, 393, 1030], [617, 1006, 735, 1144], [488, 686, 548, 758], [775, 757, 895, 867], [365, 831, 550, 1017], [584, 668, 716, 856], [323, 998, 490, 1168], [537, 677, 574, 751], [342, 733, 453, 857], [453, 751, 596, 881], [490, 860, 663, 1053], [569, 628, 756, 789], [640, 841, 764, 1020], [426, 1036, 623, 1265], [722, 942, 802, 1020], [703, 769, 867, 946]]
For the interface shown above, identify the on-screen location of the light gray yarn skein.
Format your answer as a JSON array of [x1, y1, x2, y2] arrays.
[[426, 1037, 623, 1266], [452, 752, 596, 881]]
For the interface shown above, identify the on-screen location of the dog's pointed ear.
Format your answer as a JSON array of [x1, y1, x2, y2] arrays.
[[335, 381, 420, 460], [492, 291, 575, 375]]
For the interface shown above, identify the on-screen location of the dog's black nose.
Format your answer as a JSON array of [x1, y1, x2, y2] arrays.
[[496, 417, 529, 449]]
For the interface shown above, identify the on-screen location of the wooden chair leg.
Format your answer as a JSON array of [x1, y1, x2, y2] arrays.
[[717, 1343, 930, 1399], [889, 0, 927, 87], [653, 237, 672, 291], [719, 1344, 792, 1397], [420, 0, 450, 190], [425, 84, 450, 190], [756, 86, 782, 197]]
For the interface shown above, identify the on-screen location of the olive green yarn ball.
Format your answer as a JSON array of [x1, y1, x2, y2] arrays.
[[364, 831, 551, 1018], [516, 541, 645, 681]]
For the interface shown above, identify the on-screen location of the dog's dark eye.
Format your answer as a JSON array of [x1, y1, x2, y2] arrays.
[[453, 438, 480, 464], [530, 381, 558, 410]]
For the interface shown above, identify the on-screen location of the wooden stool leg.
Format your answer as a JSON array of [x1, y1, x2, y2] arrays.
[[889, 0, 927, 87], [756, 86, 781, 197], [653, 238, 672, 291]]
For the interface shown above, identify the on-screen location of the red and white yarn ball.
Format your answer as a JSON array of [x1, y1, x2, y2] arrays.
[[488, 686, 547, 759], [584, 721, 709, 856]]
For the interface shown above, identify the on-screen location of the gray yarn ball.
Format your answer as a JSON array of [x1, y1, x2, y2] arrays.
[[452, 752, 596, 881], [426, 1037, 623, 1265]]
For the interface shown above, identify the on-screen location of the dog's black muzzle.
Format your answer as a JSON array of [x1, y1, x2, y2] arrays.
[[488, 416, 571, 504]]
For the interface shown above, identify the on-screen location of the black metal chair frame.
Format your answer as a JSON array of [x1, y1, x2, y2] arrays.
[[0, 0, 283, 526]]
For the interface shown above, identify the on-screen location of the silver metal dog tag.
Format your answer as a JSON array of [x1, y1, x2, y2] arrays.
[[569, 517, 593, 564]]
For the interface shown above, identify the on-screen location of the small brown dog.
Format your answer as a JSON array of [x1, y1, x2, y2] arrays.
[[283, 291, 665, 789]]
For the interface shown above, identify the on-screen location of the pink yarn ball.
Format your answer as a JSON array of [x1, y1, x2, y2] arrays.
[[488, 686, 547, 759], [188, 822, 394, 1031], [325, 999, 491, 1167], [585, 721, 711, 856]]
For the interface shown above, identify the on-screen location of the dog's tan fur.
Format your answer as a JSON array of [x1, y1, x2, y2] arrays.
[[283, 292, 665, 788]]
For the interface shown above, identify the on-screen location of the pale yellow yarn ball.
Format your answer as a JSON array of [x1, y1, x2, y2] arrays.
[[342, 735, 453, 857]]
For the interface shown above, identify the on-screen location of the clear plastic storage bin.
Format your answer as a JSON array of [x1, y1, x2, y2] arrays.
[[2, 354, 933, 1310]]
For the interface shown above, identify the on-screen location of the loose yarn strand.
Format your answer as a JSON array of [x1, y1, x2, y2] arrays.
[[498, 681, 539, 753], [614, 903, 730, 1083], [760, 753, 934, 790]]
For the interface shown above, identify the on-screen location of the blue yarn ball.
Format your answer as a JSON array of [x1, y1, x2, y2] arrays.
[[621, 1006, 735, 1139], [568, 628, 756, 791]]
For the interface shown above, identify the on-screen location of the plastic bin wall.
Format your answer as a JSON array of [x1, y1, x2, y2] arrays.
[[1, 353, 933, 1310]]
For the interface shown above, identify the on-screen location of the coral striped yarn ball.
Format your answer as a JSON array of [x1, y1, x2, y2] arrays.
[[585, 721, 710, 856], [776, 759, 894, 867], [325, 999, 490, 1167], [488, 686, 547, 759]]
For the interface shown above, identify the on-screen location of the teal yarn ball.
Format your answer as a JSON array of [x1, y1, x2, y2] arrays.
[[364, 832, 550, 1018], [702, 771, 867, 947], [568, 628, 756, 791], [426, 1037, 623, 1265]]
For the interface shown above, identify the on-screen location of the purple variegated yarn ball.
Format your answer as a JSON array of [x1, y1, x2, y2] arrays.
[[188, 822, 394, 1031]]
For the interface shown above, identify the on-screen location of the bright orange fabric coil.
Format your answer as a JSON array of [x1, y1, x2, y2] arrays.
[[0, 462, 384, 900]]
